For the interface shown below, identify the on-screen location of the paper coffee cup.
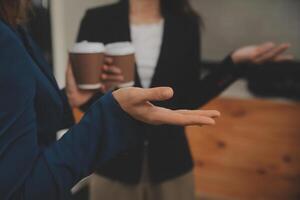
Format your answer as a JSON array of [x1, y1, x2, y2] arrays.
[[105, 42, 135, 88], [70, 41, 105, 90]]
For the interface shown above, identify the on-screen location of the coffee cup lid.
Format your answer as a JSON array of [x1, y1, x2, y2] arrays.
[[105, 42, 135, 56], [70, 41, 105, 53]]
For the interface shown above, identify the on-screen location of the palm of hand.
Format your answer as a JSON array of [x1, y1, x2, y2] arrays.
[[113, 87, 221, 126]]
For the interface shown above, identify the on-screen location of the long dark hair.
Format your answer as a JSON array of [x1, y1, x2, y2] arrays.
[[160, 0, 198, 17], [0, 0, 31, 26]]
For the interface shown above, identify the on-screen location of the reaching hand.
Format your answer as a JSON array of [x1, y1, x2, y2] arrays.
[[113, 87, 221, 126], [231, 42, 293, 65], [65, 61, 98, 107], [100, 57, 124, 92]]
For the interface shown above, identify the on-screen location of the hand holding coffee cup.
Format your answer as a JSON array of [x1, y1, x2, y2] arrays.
[[70, 41, 105, 90], [105, 42, 136, 88], [100, 57, 125, 92]]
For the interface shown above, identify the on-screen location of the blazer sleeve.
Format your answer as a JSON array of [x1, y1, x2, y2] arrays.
[[59, 89, 75, 129], [177, 18, 242, 109], [0, 24, 140, 200]]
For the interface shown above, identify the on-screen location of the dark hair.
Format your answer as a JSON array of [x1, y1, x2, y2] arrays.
[[160, 0, 203, 28], [0, 0, 31, 26], [160, 0, 198, 17]]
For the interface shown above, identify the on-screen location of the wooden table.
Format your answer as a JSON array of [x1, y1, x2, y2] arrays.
[[73, 97, 300, 200], [187, 98, 300, 200]]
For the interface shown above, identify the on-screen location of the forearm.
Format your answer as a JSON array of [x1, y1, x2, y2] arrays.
[[42, 92, 140, 198], [197, 56, 240, 106], [16, 93, 140, 200], [180, 56, 241, 109]]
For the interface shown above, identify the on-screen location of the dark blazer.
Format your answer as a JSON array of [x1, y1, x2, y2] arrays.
[[77, 0, 240, 184], [0, 19, 139, 200]]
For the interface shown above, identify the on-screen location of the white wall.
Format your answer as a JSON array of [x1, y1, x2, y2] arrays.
[[191, 0, 300, 61]]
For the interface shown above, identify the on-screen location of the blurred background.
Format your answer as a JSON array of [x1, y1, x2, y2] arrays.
[[29, 0, 300, 199]]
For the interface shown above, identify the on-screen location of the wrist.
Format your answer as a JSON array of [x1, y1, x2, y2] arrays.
[[79, 91, 104, 112], [231, 51, 241, 65]]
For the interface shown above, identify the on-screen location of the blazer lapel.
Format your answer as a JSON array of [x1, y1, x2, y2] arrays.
[[114, 0, 141, 87], [149, 15, 171, 88]]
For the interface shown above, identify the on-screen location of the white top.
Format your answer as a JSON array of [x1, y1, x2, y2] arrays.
[[130, 20, 164, 88]]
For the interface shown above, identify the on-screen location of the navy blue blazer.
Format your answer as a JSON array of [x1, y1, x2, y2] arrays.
[[0, 19, 139, 199]]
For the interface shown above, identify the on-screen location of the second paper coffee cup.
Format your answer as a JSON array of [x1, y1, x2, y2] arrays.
[[70, 41, 105, 90], [105, 42, 135, 88]]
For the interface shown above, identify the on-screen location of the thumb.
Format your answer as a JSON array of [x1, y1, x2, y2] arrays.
[[66, 61, 78, 91], [66, 60, 73, 80], [137, 87, 174, 102]]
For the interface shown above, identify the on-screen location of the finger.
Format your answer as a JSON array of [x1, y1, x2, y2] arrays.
[[136, 87, 174, 102], [100, 85, 106, 93], [273, 54, 294, 62], [253, 42, 276, 59], [101, 74, 124, 82], [65, 60, 78, 88], [104, 57, 114, 64], [255, 43, 290, 64], [66, 60, 72, 75], [267, 43, 290, 58], [148, 107, 216, 126], [66, 62, 72, 77], [177, 110, 221, 118], [102, 65, 122, 74]]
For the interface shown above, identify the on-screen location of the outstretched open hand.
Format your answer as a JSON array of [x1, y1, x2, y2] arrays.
[[113, 87, 221, 126], [231, 42, 293, 65]]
